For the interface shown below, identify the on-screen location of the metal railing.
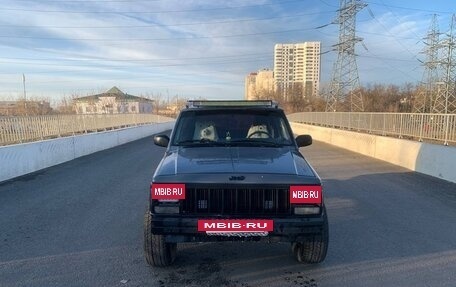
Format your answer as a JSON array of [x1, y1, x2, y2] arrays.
[[0, 114, 174, 146], [288, 112, 456, 145]]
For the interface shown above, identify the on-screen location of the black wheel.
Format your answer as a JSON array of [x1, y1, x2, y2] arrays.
[[144, 212, 177, 267], [292, 209, 329, 264]]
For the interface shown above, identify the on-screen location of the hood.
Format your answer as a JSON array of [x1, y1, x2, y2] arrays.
[[154, 146, 315, 177]]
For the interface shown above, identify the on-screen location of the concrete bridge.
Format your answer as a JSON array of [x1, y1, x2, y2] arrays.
[[0, 117, 455, 286]]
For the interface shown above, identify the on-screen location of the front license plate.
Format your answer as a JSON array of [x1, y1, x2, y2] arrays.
[[197, 219, 273, 235]]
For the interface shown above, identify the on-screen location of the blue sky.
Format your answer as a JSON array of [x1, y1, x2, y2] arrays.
[[0, 0, 455, 104]]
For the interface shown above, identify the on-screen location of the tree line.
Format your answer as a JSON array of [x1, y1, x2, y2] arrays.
[[250, 83, 419, 114], [1, 83, 426, 116]]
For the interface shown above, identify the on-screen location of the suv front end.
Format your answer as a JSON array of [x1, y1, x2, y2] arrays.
[[144, 101, 328, 266]]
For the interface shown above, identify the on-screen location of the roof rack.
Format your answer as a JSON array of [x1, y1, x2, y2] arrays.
[[186, 100, 278, 109]]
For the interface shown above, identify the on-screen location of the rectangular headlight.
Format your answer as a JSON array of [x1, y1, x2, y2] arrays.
[[154, 206, 180, 214], [294, 206, 320, 215]]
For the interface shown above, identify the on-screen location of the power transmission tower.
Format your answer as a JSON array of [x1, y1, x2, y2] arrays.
[[413, 14, 440, 113], [326, 0, 367, 112], [433, 14, 456, 114]]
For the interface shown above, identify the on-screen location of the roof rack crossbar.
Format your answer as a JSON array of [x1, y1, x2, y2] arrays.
[[186, 100, 278, 108]]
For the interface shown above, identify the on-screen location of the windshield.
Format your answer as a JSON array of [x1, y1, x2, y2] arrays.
[[171, 109, 293, 146]]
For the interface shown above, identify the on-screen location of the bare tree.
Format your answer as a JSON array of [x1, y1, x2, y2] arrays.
[[56, 95, 77, 114], [10, 96, 53, 116]]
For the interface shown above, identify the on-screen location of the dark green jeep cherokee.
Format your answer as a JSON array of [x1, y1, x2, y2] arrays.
[[144, 100, 328, 266]]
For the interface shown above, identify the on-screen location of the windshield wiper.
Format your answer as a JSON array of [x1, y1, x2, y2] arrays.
[[176, 139, 224, 146], [228, 139, 282, 147]]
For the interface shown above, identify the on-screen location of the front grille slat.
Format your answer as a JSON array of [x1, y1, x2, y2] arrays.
[[182, 187, 290, 215]]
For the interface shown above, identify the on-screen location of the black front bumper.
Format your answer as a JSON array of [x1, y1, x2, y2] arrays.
[[149, 213, 326, 243]]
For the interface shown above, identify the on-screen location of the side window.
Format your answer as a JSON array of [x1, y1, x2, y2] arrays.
[[278, 118, 291, 141], [174, 116, 194, 142]]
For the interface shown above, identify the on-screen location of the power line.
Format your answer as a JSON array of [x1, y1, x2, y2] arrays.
[[358, 52, 421, 82], [0, 66, 250, 85], [0, 52, 272, 63], [378, 0, 423, 41], [0, 11, 335, 29], [365, 1, 453, 14], [0, 40, 333, 69], [0, 56, 272, 70], [356, 12, 425, 83], [357, 29, 420, 41], [6, 75, 244, 87], [358, 54, 418, 63], [13, 0, 161, 2], [0, 27, 316, 42], [318, 0, 339, 8], [0, 0, 303, 14], [366, 7, 421, 63]]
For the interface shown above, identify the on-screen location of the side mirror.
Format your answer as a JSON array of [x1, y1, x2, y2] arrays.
[[154, 135, 169, 147], [295, 135, 312, 147]]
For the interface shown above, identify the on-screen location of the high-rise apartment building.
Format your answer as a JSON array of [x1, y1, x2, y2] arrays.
[[274, 42, 321, 100]]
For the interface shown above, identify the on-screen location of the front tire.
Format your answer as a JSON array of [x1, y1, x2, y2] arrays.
[[144, 212, 177, 267], [292, 209, 329, 263]]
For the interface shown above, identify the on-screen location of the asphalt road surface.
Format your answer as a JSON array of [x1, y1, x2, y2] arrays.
[[1, 133, 455, 287]]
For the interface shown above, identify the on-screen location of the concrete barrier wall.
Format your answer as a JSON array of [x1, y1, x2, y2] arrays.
[[0, 122, 175, 183], [291, 122, 456, 184]]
